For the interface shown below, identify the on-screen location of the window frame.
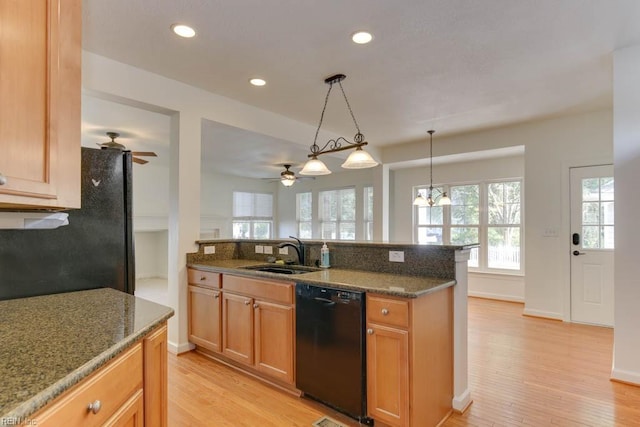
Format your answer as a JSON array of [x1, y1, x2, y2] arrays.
[[318, 186, 357, 241], [232, 191, 274, 239], [413, 178, 524, 274]]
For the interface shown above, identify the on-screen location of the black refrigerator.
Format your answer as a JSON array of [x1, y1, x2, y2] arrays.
[[0, 147, 135, 300]]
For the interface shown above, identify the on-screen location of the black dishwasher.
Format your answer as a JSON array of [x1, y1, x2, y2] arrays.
[[295, 284, 371, 424]]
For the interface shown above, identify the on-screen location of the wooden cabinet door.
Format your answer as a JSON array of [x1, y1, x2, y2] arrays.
[[367, 324, 410, 427], [143, 324, 168, 427], [0, 0, 81, 209], [222, 292, 254, 364], [253, 300, 294, 384], [188, 285, 222, 352], [103, 390, 144, 427]]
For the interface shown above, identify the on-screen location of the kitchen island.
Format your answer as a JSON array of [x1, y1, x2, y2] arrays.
[[187, 239, 472, 427], [0, 288, 174, 425]]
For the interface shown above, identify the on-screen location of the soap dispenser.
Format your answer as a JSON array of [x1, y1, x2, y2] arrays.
[[320, 242, 330, 268]]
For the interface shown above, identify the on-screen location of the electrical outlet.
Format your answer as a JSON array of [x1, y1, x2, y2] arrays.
[[204, 245, 215, 255], [389, 251, 405, 262], [278, 247, 288, 255], [255, 245, 264, 254], [263, 246, 273, 255]]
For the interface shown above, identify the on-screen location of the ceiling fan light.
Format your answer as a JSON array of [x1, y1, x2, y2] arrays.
[[281, 177, 296, 187], [300, 157, 331, 175], [341, 147, 378, 169]]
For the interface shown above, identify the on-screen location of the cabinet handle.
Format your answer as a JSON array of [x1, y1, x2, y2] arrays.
[[381, 308, 389, 316], [0, 173, 6, 186], [214, 294, 219, 299], [200, 276, 206, 281], [87, 400, 102, 414], [367, 328, 374, 335], [244, 300, 251, 305], [253, 303, 259, 309]]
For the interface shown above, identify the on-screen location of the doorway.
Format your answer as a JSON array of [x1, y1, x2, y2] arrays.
[[569, 165, 614, 327]]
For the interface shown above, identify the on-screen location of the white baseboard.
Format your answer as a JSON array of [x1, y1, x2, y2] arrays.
[[168, 340, 195, 354], [452, 389, 472, 413], [523, 307, 563, 321], [611, 368, 640, 386], [468, 290, 524, 303]]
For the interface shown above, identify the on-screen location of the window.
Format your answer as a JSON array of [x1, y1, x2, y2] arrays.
[[581, 177, 614, 249], [414, 179, 522, 272], [319, 188, 356, 240], [415, 186, 444, 244], [450, 185, 479, 267], [296, 192, 313, 239], [364, 186, 374, 241], [232, 191, 273, 239], [487, 181, 521, 270]]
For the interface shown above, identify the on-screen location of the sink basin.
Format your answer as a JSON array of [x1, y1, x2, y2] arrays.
[[240, 264, 321, 275]]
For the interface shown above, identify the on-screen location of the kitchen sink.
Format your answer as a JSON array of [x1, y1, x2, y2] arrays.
[[240, 264, 321, 275]]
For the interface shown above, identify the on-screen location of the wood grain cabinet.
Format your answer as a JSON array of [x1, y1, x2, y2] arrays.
[[222, 274, 295, 385], [31, 323, 168, 427], [187, 269, 222, 353], [366, 288, 454, 427], [0, 0, 81, 209], [188, 269, 296, 387]]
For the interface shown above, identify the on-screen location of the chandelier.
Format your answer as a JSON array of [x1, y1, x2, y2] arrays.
[[300, 74, 378, 175], [413, 130, 451, 207]]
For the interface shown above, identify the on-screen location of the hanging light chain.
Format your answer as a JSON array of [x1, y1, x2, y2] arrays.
[[311, 83, 334, 154], [337, 80, 363, 141]]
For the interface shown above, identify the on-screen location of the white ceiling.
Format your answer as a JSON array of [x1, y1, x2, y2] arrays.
[[80, 0, 640, 175]]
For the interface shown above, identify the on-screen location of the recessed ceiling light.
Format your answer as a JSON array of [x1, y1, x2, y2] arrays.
[[351, 31, 373, 44], [171, 24, 196, 38], [249, 78, 266, 87]]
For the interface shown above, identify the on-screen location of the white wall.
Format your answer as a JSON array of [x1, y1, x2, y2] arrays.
[[277, 168, 375, 239], [381, 110, 613, 319], [612, 45, 640, 385], [134, 230, 168, 279], [132, 162, 170, 231]]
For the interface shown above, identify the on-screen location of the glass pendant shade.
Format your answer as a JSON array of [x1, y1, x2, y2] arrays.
[[341, 147, 379, 169], [300, 156, 332, 175], [413, 194, 427, 206], [438, 192, 451, 206]]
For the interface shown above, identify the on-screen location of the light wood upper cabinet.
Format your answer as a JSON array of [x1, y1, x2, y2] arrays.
[[0, 0, 81, 209], [366, 288, 453, 427]]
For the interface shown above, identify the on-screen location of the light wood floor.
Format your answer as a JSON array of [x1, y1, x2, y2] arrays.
[[168, 297, 640, 426]]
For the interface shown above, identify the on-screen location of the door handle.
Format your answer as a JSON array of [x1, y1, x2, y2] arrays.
[[573, 250, 586, 256], [313, 297, 336, 306]]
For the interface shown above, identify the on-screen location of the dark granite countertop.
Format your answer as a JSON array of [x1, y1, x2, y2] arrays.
[[0, 288, 174, 420], [189, 259, 455, 298]]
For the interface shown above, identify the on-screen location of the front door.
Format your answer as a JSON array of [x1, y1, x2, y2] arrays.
[[570, 165, 614, 327]]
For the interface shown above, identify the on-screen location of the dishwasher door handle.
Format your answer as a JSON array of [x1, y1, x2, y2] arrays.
[[313, 297, 336, 306]]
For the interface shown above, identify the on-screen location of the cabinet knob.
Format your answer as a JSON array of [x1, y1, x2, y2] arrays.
[[87, 400, 102, 414], [381, 308, 389, 316], [244, 300, 251, 305], [367, 328, 374, 335], [200, 276, 206, 281], [214, 294, 219, 299], [0, 173, 6, 186], [253, 303, 259, 309]]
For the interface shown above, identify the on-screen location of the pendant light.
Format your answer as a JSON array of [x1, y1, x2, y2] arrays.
[[413, 130, 451, 207], [300, 74, 378, 175]]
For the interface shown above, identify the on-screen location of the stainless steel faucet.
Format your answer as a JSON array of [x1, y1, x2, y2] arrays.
[[277, 236, 305, 265]]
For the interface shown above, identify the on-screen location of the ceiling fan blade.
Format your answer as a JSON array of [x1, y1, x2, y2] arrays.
[[132, 157, 148, 165], [131, 151, 157, 157]]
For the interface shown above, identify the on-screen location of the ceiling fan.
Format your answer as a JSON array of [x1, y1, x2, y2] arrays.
[[263, 164, 315, 187], [97, 132, 157, 165]]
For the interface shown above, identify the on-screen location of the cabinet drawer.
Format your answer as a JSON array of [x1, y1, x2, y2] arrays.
[[223, 275, 293, 305], [35, 343, 143, 427], [367, 295, 410, 329], [188, 268, 221, 289]]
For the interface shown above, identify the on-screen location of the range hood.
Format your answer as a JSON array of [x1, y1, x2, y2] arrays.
[[0, 212, 69, 230]]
